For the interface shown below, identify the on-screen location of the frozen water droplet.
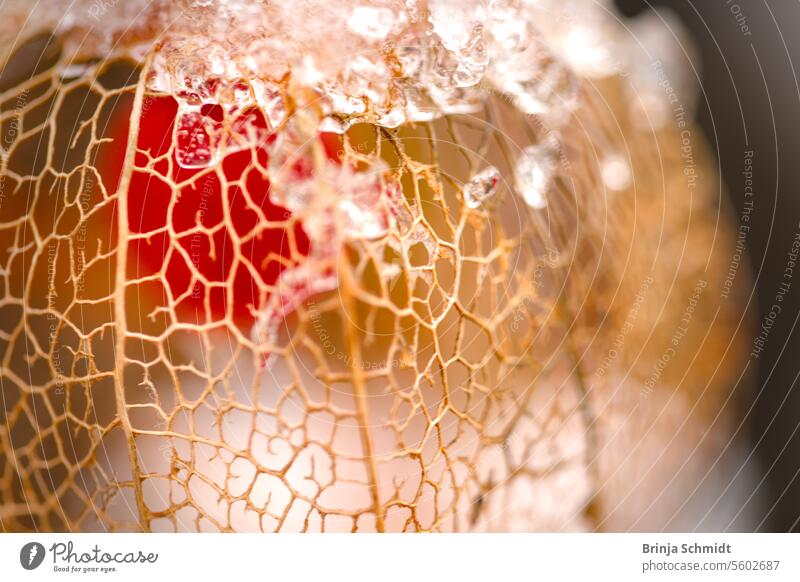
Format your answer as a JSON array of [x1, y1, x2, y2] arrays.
[[377, 107, 406, 128], [230, 80, 252, 107], [336, 165, 392, 240], [426, 0, 489, 92], [452, 25, 488, 87], [515, 135, 561, 209], [485, 0, 530, 53], [601, 155, 631, 191], [429, 0, 486, 52], [347, 6, 398, 41], [463, 166, 501, 209], [326, 88, 367, 116], [485, 19, 579, 126], [272, 148, 392, 245], [175, 109, 220, 169], [405, 0, 421, 22], [522, 0, 625, 79], [428, 23, 488, 91], [251, 79, 286, 129], [252, 264, 338, 368], [171, 57, 218, 109], [319, 116, 352, 134], [296, 55, 325, 86]]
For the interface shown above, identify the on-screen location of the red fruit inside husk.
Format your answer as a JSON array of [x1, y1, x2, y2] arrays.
[[99, 93, 344, 331]]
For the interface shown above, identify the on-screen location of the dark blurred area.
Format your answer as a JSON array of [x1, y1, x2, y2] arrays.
[[617, 0, 800, 532]]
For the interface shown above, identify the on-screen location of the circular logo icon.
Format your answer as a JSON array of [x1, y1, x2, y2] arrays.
[[19, 542, 46, 570]]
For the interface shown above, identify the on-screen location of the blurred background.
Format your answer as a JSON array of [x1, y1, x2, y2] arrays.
[[617, 0, 800, 532]]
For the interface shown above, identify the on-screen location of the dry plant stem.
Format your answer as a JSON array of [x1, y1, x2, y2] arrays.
[[112, 54, 154, 533], [340, 251, 386, 533]]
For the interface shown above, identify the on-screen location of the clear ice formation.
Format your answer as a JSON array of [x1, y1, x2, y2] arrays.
[[463, 166, 501, 209], [36, 0, 697, 175], [515, 133, 561, 209]]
